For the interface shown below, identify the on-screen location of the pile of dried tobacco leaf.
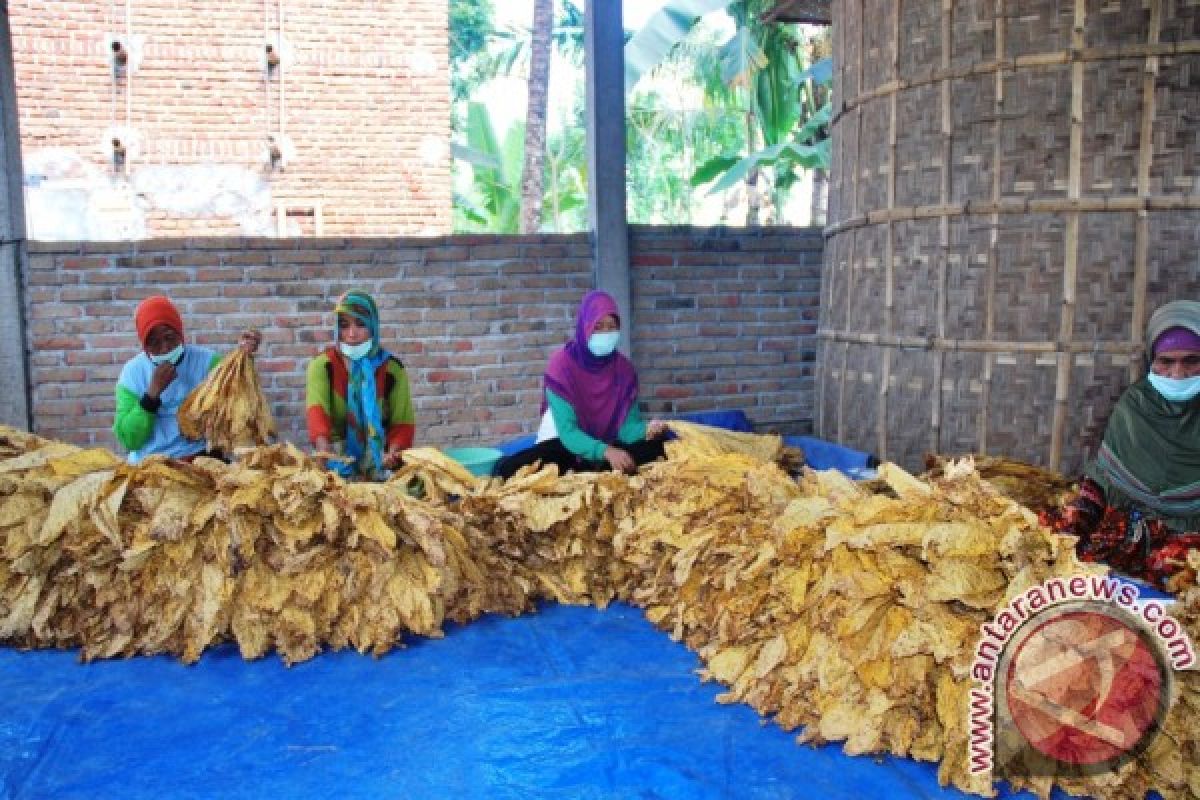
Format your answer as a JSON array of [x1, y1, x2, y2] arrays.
[[923, 454, 1078, 514], [178, 349, 276, 452], [0, 432, 494, 664], [0, 424, 1195, 799]]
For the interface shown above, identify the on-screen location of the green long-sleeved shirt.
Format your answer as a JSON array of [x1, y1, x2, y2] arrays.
[[546, 389, 647, 462], [113, 350, 222, 455]]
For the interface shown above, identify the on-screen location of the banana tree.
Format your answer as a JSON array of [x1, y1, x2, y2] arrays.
[[454, 101, 587, 233], [453, 102, 522, 233], [625, 0, 832, 225], [693, 56, 831, 207], [624, 0, 734, 94]]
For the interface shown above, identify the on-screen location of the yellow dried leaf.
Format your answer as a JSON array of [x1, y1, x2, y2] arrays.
[[707, 646, 752, 684], [666, 420, 783, 463], [36, 470, 114, 546], [178, 349, 275, 451], [0, 493, 45, 528], [754, 634, 788, 679], [48, 448, 120, 477], [877, 463, 933, 499], [353, 509, 397, 551]]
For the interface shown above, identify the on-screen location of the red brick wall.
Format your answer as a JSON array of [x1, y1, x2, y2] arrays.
[[9, 0, 449, 239], [23, 227, 823, 451], [631, 227, 821, 434]]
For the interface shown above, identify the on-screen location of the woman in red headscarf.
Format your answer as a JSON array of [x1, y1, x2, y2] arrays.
[[113, 295, 260, 463], [494, 290, 667, 479]]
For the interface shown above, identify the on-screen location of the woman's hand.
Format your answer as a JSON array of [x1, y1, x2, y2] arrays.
[[239, 329, 262, 355], [147, 362, 176, 399], [604, 446, 636, 474], [313, 436, 332, 468], [382, 449, 404, 470], [646, 419, 668, 439]]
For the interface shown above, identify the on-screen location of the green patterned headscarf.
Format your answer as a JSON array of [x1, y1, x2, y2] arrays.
[[333, 290, 389, 478], [334, 290, 382, 358]]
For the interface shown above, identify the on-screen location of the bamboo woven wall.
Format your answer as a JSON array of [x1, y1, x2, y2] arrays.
[[819, 0, 1200, 473]]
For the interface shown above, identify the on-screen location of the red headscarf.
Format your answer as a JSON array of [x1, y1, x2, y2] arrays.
[[135, 296, 185, 346]]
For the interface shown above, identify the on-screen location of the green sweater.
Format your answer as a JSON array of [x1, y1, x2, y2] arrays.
[[546, 389, 647, 462]]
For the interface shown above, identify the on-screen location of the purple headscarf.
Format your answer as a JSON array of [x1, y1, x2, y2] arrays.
[[543, 290, 639, 442], [1153, 326, 1200, 356]]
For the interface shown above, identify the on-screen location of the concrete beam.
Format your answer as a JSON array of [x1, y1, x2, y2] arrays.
[[0, 0, 30, 430], [584, 0, 631, 352]]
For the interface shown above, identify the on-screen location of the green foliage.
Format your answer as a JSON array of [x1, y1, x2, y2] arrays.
[[627, 84, 747, 224], [624, 0, 734, 94], [452, 0, 834, 230], [702, 139, 827, 194], [450, 0, 495, 103], [543, 92, 589, 232], [453, 103, 522, 233], [452, 0, 590, 233], [471, 1, 585, 85], [625, 0, 834, 224]]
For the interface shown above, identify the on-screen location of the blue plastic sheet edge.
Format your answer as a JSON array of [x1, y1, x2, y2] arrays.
[[492, 410, 874, 477], [0, 602, 1073, 800], [0, 410, 1169, 798]]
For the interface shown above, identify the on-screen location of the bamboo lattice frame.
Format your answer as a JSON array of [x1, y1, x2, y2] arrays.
[[818, 0, 1200, 473]]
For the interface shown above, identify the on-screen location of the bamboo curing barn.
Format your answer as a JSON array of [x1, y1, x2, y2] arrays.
[[819, 1, 1200, 473]]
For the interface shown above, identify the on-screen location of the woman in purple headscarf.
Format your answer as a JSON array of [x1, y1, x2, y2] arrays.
[[494, 290, 667, 479], [1043, 299, 1200, 589]]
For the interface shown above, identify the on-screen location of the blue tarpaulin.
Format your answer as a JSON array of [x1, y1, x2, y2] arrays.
[[492, 411, 878, 478], [0, 413, 1160, 797], [0, 602, 1030, 800], [784, 435, 874, 474]]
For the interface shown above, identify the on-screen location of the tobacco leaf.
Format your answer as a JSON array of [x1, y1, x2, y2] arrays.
[[0, 426, 1195, 800], [178, 349, 275, 452]]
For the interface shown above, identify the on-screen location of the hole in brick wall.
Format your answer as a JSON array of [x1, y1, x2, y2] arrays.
[[284, 208, 317, 237], [111, 138, 127, 172]]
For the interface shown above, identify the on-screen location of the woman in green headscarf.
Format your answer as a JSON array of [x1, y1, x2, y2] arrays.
[[1045, 300, 1200, 588], [305, 290, 415, 479]]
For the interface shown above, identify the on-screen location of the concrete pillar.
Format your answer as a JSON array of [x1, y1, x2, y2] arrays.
[[0, 0, 30, 430], [584, 0, 631, 352]]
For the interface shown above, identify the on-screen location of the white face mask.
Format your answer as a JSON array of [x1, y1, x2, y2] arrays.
[[339, 340, 372, 361], [1148, 372, 1200, 404], [588, 331, 620, 358], [149, 344, 184, 366]]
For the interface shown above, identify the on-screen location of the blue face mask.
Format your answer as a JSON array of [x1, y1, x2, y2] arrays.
[[149, 344, 184, 366], [1148, 372, 1200, 404], [339, 340, 373, 361], [588, 331, 620, 358]]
